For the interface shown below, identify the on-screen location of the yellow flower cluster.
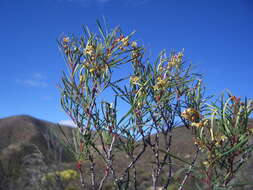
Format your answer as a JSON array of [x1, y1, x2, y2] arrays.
[[203, 161, 210, 167], [89, 67, 96, 73], [121, 37, 129, 47], [136, 101, 143, 108], [214, 135, 228, 146], [89, 64, 109, 76], [59, 169, 78, 180], [130, 76, 140, 85], [63, 36, 70, 43], [248, 127, 253, 133], [85, 44, 94, 56], [181, 108, 200, 122], [62, 37, 70, 54], [220, 135, 227, 141], [153, 76, 167, 91], [43, 169, 78, 182], [79, 75, 84, 83], [193, 137, 206, 151], [167, 52, 184, 69], [131, 41, 137, 48], [132, 51, 139, 59]]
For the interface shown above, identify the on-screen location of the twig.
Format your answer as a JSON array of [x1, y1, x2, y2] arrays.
[[89, 154, 96, 190], [178, 147, 199, 190]]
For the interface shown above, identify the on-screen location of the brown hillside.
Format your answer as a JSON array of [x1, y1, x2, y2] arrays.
[[0, 115, 253, 189], [0, 115, 74, 163]]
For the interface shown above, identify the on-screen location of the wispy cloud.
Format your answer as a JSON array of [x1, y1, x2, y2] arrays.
[[34, 73, 47, 80], [16, 73, 48, 88], [17, 79, 48, 87], [58, 120, 77, 127], [42, 95, 52, 101]]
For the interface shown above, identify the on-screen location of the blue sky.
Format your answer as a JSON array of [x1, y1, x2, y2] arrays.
[[0, 0, 252, 124]]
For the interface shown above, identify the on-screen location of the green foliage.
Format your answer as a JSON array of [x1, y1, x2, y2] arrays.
[[181, 86, 253, 189]]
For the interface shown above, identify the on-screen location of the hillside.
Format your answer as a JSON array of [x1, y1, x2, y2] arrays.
[[0, 115, 77, 190], [0, 115, 74, 163], [0, 115, 253, 190]]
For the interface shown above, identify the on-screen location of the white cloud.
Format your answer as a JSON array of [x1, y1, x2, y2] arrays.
[[16, 73, 48, 88], [21, 79, 48, 87], [34, 73, 47, 80], [42, 96, 52, 101], [58, 120, 77, 127]]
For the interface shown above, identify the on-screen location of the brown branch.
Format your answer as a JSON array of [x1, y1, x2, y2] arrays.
[[178, 147, 199, 190]]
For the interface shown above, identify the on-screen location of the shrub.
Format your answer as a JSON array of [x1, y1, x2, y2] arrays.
[[58, 20, 253, 190]]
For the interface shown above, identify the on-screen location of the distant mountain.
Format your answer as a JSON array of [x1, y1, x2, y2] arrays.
[[0, 115, 78, 190], [0, 115, 74, 163]]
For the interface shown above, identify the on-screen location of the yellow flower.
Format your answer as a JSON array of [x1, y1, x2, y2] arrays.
[[101, 64, 109, 73], [153, 84, 159, 91], [203, 161, 209, 167], [131, 41, 137, 48], [85, 44, 94, 55], [215, 140, 220, 146], [220, 135, 228, 141], [153, 77, 167, 91], [194, 139, 200, 146], [248, 128, 253, 133], [132, 51, 139, 59], [157, 77, 167, 86], [181, 108, 200, 122], [167, 61, 176, 69], [89, 67, 96, 73], [42, 169, 78, 183], [80, 75, 84, 83], [60, 169, 78, 181], [137, 101, 143, 108], [107, 52, 112, 57], [193, 138, 205, 150], [121, 37, 129, 46], [130, 76, 140, 85], [63, 37, 70, 43], [167, 52, 184, 69], [158, 65, 164, 72], [178, 52, 183, 59]]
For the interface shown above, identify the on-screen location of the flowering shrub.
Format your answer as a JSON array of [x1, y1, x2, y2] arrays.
[[58, 21, 253, 190], [42, 169, 78, 189], [184, 93, 253, 189], [42, 169, 78, 182]]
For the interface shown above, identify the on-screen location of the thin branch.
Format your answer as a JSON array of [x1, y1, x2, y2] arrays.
[[178, 147, 200, 190]]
